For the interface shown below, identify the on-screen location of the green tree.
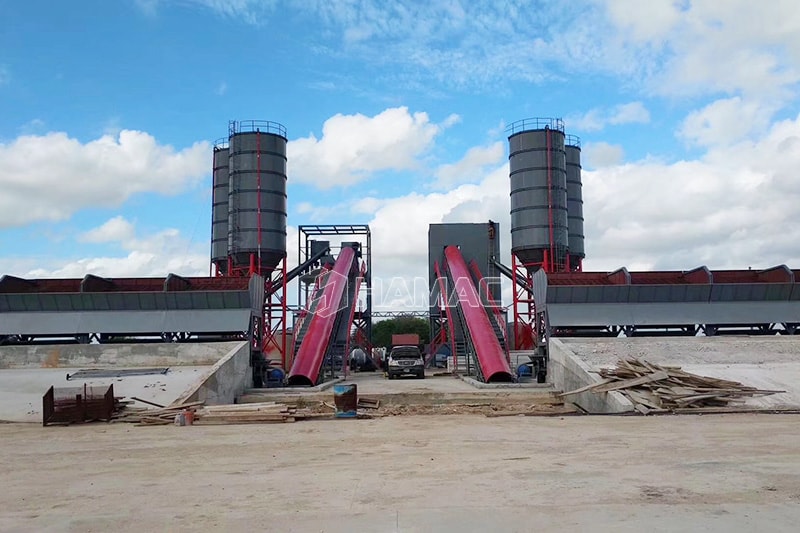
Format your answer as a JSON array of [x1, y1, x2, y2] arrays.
[[371, 316, 430, 348]]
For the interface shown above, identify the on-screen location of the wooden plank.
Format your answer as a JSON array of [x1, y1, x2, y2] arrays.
[[130, 397, 165, 408], [591, 371, 669, 393], [194, 417, 295, 425], [671, 407, 800, 415], [626, 390, 662, 410], [558, 378, 615, 397]]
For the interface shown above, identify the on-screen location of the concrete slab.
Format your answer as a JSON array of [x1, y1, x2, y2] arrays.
[[548, 339, 634, 414], [171, 342, 251, 407], [561, 337, 800, 409], [0, 366, 212, 422], [0, 341, 242, 369]]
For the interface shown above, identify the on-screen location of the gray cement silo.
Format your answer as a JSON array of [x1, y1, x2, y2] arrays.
[[507, 118, 568, 270], [227, 120, 288, 273], [565, 134, 585, 269], [211, 139, 230, 274]]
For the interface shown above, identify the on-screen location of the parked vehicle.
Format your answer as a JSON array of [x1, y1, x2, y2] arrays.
[[386, 345, 425, 379]]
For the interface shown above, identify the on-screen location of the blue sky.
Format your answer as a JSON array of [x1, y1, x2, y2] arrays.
[[1, 0, 800, 308]]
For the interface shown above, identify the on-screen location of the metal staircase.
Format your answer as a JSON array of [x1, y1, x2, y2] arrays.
[[319, 269, 360, 383], [291, 271, 329, 362]]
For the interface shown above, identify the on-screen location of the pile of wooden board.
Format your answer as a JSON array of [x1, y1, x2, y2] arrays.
[[193, 401, 332, 425], [111, 401, 205, 425], [561, 358, 784, 415], [194, 402, 298, 424]]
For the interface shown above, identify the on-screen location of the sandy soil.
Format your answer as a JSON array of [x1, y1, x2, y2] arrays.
[[2, 414, 800, 532]]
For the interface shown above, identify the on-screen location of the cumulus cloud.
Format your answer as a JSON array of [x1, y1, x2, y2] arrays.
[[19, 217, 210, 278], [288, 107, 453, 188], [432, 142, 504, 189], [568, 102, 651, 132], [678, 97, 776, 147], [0, 130, 209, 229], [583, 142, 625, 168]]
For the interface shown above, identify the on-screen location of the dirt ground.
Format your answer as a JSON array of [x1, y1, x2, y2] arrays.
[[2, 414, 800, 532]]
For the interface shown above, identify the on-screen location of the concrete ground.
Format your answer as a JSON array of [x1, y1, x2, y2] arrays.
[[2, 414, 800, 532], [562, 337, 800, 409], [0, 367, 212, 422], [0, 341, 244, 422]]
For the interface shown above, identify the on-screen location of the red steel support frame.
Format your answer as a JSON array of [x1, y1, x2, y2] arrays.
[[511, 254, 537, 351], [546, 127, 555, 273], [287, 246, 356, 386], [263, 260, 288, 369], [444, 246, 514, 383]]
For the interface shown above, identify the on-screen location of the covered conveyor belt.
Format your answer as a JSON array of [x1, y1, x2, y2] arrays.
[[0, 274, 263, 343], [535, 266, 800, 336], [443, 246, 514, 383], [287, 246, 359, 386]]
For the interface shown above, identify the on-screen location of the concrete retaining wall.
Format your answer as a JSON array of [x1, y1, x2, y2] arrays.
[[548, 338, 633, 414], [172, 341, 251, 406], [0, 342, 241, 369]]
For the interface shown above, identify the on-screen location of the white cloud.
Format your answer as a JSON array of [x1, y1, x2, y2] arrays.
[[0, 130, 209, 228], [432, 142, 504, 189], [568, 102, 651, 132], [604, 0, 800, 99], [583, 114, 800, 270], [583, 142, 625, 168], [19, 119, 46, 135], [137, 0, 274, 23], [20, 217, 210, 279], [79, 216, 137, 244], [678, 97, 776, 147], [288, 107, 451, 188], [604, 0, 683, 43]]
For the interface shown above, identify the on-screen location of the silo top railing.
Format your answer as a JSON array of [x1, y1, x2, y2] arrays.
[[213, 137, 229, 150], [565, 134, 581, 148], [228, 120, 287, 138], [506, 117, 565, 135]]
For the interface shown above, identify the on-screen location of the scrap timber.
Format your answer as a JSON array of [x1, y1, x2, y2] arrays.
[[561, 358, 786, 414]]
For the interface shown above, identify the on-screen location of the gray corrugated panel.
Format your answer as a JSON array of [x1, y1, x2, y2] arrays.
[[249, 275, 266, 316], [547, 302, 800, 327], [0, 291, 251, 312], [0, 309, 252, 335], [547, 283, 799, 304], [710, 283, 794, 302], [532, 269, 547, 309]]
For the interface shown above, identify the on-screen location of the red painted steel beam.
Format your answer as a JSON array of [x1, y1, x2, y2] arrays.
[[287, 246, 356, 386], [443, 246, 514, 383]]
